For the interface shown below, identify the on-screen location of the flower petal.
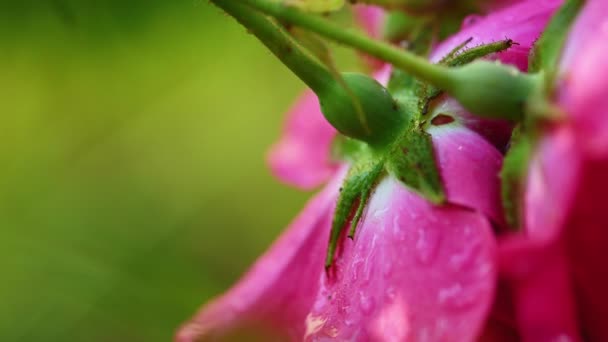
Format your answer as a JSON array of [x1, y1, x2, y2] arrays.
[[558, 0, 608, 157], [175, 167, 346, 341], [499, 237, 581, 342], [563, 157, 608, 341], [429, 125, 505, 225], [267, 90, 338, 189], [497, 128, 582, 341], [353, 4, 385, 39], [306, 176, 497, 341], [431, 0, 560, 71], [430, 95, 513, 152]]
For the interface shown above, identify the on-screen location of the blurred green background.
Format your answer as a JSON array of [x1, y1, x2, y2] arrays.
[[0, 1, 360, 340]]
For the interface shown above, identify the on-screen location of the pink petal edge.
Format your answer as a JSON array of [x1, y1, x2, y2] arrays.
[[175, 167, 347, 341]]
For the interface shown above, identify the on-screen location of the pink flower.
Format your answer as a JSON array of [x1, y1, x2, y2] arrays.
[[177, 112, 504, 341], [499, 0, 608, 340], [304, 125, 503, 341], [177, 1, 564, 340]]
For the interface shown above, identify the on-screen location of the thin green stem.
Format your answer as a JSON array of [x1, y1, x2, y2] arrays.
[[210, 0, 332, 93], [241, 0, 456, 90]]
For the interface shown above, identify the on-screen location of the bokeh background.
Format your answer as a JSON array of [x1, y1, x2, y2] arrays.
[[0, 1, 362, 341]]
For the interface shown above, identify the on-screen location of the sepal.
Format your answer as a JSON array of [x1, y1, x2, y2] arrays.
[[500, 126, 533, 229], [386, 124, 445, 204], [326, 157, 385, 268]]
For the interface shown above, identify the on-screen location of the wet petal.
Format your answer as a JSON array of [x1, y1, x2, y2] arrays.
[[175, 168, 346, 341], [307, 177, 497, 341], [430, 125, 505, 225]]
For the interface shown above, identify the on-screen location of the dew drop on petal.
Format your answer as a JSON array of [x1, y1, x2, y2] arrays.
[[437, 282, 478, 310], [359, 291, 376, 314], [414, 226, 441, 265], [392, 215, 405, 241], [447, 240, 482, 273]]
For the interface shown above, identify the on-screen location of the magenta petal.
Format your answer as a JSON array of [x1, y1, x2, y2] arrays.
[[558, 0, 608, 157], [499, 237, 581, 342], [525, 128, 580, 240], [175, 168, 346, 341], [430, 125, 505, 225], [353, 4, 385, 39], [563, 158, 608, 341], [306, 177, 497, 341], [267, 90, 338, 189], [431, 0, 560, 71], [431, 96, 514, 151], [497, 128, 583, 341]]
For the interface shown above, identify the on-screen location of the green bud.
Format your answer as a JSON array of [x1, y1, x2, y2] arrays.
[[446, 61, 541, 121], [318, 72, 406, 147]]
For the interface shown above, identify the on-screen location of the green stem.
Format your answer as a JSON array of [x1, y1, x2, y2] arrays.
[[241, 0, 456, 90], [210, 0, 332, 93]]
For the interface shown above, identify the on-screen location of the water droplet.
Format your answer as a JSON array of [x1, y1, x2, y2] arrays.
[[351, 258, 364, 282], [392, 215, 405, 241], [414, 227, 441, 265], [325, 326, 339, 338], [305, 314, 326, 338], [359, 291, 375, 314], [462, 15, 483, 28], [437, 283, 477, 310], [373, 208, 389, 221], [447, 242, 481, 272]]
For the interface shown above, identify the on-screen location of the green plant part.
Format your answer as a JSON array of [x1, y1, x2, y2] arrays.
[[326, 158, 385, 268], [500, 0, 586, 229], [241, 0, 541, 122], [285, 0, 345, 12], [319, 73, 408, 147], [419, 38, 515, 113], [500, 126, 533, 229], [528, 0, 585, 77], [385, 124, 445, 204]]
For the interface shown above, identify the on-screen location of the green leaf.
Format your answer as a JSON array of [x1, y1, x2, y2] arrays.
[[529, 0, 585, 76], [386, 123, 445, 204], [325, 157, 385, 268], [284, 0, 345, 12], [500, 125, 533, 229]]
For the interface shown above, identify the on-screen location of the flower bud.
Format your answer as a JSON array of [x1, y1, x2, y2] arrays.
[[318, 72, 406, 146], [447, 61, 541, 121]]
